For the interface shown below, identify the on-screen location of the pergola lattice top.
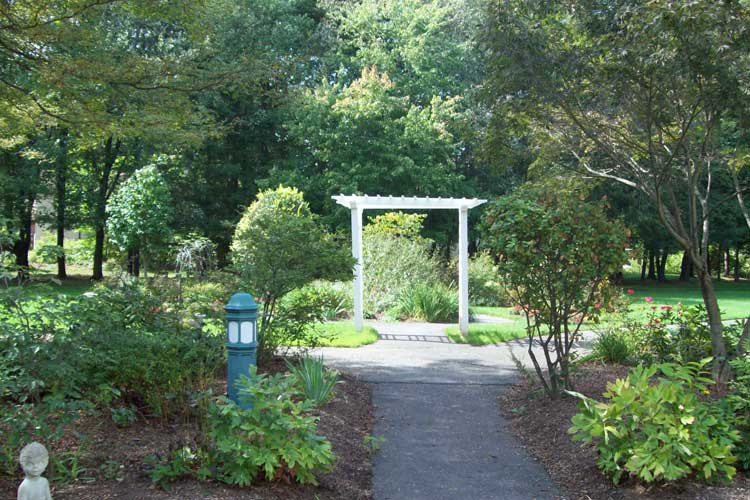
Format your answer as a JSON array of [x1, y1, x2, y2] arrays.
[[333, 195, 486, 210]]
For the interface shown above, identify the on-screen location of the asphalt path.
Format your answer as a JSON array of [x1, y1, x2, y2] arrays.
[[317, 321, 573, 500]]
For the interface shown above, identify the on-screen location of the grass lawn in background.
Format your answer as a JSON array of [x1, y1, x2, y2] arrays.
[[312, 321, 380, 347], [445, 323, 529, 345], [472, 278, 750, 323], [622, 279, 750, 320]]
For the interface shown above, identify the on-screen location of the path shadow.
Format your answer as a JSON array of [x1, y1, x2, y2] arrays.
[[378, 333, 455, 343]]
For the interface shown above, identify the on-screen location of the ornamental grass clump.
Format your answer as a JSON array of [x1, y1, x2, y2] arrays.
[[568, 359, 739, 485], [286, 354, 339, 406]]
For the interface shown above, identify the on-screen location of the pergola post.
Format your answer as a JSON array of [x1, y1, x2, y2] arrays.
[[351, 204, 364, 332], [458, 206, 469, 336]]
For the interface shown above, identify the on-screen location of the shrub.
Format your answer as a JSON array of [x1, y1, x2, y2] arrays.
[[106, 164, 174, 275], [306, 280, 352, 320], [230, 186, 353, 363], [626, 304, 712, 364], [271, 286, 337, 353], [206, 368, 334, 486], [64, 236, 95, 266], [364, 211, 426, 239], [481, 183, 628, 398], [592, 330, 632, 364], [727, 356, 750, 470], [569, 360, 739, 484], [290, 280, 352, 321], [30, 244, 65, 265], [363, 234, 446, 316], [391, 282, 458, 322], [466, 251, 509, 306], [0, 278, 227, 478], [286, 354, 339, 406]]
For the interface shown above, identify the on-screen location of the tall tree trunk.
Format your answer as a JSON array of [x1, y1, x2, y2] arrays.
[[91, 137, 122, 281], [696, 267, 729, 382], [723, 248, 731, 278], [13, 190, 34, 280], [55, 130, 68, 279], [734, 245, 741, 282], [657, 249, 668, 282], [647, 249, 656, 280], [93, 225, 105, 280], [640, 249, 647, 280], [715, 246, 722, 281], [679, 250, 692, 281]]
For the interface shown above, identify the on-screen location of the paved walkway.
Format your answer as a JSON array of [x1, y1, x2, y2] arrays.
[[317, 322, 570, 500]]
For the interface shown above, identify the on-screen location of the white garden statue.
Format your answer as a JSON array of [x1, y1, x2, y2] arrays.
[[18, 442, 53, 500]]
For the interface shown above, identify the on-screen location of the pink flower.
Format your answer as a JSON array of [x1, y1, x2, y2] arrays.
[[660, 305, 672, 311], [627, 289, 635, 295], [594, 302, 602, 309], [645, 296, 653, 303]]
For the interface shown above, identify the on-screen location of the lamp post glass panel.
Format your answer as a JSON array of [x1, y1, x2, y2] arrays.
[[225, 292, 259, 409]]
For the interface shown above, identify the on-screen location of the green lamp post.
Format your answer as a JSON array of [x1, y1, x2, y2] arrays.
[[225, 292, 259, 409]]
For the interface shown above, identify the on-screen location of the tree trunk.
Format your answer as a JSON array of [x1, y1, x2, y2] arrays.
[[696, 268, 729, 383], [93, 226, 105, 280], [127, 247, 140, 277], [679, 250, 692, 281], [647, 249, 656, 280], [91, 137, 122, 281], [734, 245, 741, 282], [640, 249, 647, 280], [715, 246, 722, 281], [657, 249, 668, 282], [723, 248, 731, 278], [13, 190, 34, 281], [55, 131, 68, 279]]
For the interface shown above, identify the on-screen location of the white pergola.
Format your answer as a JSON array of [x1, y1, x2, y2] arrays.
[[333, 195, 487, 336]]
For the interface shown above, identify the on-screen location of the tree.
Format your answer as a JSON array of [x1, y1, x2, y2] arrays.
[[166, 0, 328, 262], [265, 67, 465, 227], [485, 0, 750, 381], [325, 0, 484, 105], [481, 183, 628, 399], [230, 186, 353, 363], [106, 164, 173, 276]]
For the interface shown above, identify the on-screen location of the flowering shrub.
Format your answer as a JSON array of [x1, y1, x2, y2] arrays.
[[624, 302, 712, 364]]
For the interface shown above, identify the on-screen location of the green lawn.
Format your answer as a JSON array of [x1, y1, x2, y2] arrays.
[[312, 321, 380, 347], [464, 279, 750, 346], [472, 279, 750, 322], [445, 323, 528, 345]]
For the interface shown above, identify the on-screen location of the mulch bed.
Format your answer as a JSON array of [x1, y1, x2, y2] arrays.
[[0, 361, 373, 500], [500, 362, 750, 500]]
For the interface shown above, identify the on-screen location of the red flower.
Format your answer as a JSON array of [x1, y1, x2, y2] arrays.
[[627, 289, 635, 295], [645, 296, 653, 303], [654, 319, 661, 324], [660, 305, 673, 311], [651, 306, 657, 310], [594, 302, 602, 309]]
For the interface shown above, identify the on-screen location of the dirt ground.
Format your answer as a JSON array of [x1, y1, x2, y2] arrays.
[[0, 365, 373, 500], [500, 363, 750, 500]]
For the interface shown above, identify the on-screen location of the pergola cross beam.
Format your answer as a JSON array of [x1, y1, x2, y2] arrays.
[[333, 194, 487, 336]]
